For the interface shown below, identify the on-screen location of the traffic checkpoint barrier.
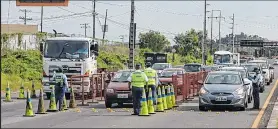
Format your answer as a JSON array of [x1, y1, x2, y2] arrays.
[[172, 71, 208, 102], [3, 82, 13, 102], [17, 82, 26, 99]]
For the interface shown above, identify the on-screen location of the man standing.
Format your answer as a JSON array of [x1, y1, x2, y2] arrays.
[[52, 67, 69, 111], [127, 64, 148, 115], [249, 67, 261, 110], [144, 62, 159, 105]]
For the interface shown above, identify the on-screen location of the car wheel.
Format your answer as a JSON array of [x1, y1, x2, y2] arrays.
[[199, 106, 207, 111], [105, 101, 112, 108], [65, 93, 70, 100], [117, 103, 124, 107], [239, 106, 245, 111], [248, 96, 252, 103], [260, 86, 265, 93], [46, 93, 51, 100], [267, 82, 270, 85]]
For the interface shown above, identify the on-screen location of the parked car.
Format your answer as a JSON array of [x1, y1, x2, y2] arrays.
[[220, 66, 253, 103], [152, 63, 172, 75], [104, 69, 134, 108], [159, 68, 185, 85], [248, 60, 271, 85], [173, 65, 184, 68], [241, 63, 265, 93], [198, 71, 250, 111], [184, 63, 203, 73], [269, 65, 275, 81], [274, 60, 278, 65]]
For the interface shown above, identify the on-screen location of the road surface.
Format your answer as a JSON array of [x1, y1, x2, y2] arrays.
[[2, 66, 278, 128]]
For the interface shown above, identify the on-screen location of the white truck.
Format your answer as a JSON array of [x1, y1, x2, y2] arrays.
[[213, 51, 240, 66], [248, 59, 272, 85], [40, 37, 98, 99]]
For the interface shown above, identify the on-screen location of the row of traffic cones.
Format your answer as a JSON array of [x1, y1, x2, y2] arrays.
[[23, 86, 77, 117], [3, 82, 37, 103], [139, 85, 178, 116]]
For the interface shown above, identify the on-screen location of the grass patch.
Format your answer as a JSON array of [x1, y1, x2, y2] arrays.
[[1, 73, 42, 92], [276, 118, 278, 128]]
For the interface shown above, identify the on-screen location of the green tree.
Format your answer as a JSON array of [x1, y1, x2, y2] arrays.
[[139, 30, 170, 52]]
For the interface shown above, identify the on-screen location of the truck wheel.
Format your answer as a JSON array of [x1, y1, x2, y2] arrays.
[[46, 93, 51, 100], [105, 101, 112, 108]]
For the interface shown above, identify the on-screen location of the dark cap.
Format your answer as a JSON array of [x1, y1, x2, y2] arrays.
[[135, 64, 141, 69], [56, 66, 63, 73], [253, 67, 259, 72]]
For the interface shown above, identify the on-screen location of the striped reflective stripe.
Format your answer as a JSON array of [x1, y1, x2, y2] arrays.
[[141, 98, 147, 101]]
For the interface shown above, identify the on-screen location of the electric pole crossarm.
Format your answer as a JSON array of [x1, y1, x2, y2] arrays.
[[80, 23, 90, 37]]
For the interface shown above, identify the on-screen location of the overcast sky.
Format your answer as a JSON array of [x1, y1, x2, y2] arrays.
[[1, 1, 278, 44]]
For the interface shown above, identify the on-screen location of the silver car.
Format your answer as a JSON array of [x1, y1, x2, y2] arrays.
[[198, 71, 250, 111]]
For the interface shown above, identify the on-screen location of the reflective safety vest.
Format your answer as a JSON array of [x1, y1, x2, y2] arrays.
[[54, 73, 65, 88], [131, 70, 146, 88], [144, 67, 156, 85]]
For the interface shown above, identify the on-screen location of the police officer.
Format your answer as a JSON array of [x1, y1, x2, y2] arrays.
[[52, 67, 69, 111], [144, 62, 159, 104], [249, 67, 261, 110], [127, 64, 148, 115]]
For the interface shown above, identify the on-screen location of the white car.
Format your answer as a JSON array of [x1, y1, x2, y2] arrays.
[[220, 66, 253, 103], [274, 60, 278, 65]]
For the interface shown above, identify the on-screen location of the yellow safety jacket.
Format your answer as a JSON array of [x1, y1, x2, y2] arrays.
[[144, 67, 156, 85], [131, 70, 146, 88]]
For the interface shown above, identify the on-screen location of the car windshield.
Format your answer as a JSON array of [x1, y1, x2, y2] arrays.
[[205, 73, 242, 85], [221, 69, 247, 78], [213, 54, 231, 64], [184, 65, 201, 72], [111, 71, 132, 82], [243, 65, 259, 72], [44, 40, 89, 59], [152, 64, 169, 70], [160, 70, 182, 78]]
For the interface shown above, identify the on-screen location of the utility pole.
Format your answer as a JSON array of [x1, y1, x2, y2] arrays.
[[19, 9, 32, 25], [40, 6, 43, 33], [128, 0, 136, 69], [80, 23, 90, 37], [230, 13, 235, 53], [92, 0, 96, 42], [218, 11, 222, 50], [202, 0, 207, 65], [208, 10, 224, 51], [102, 9, 108, 43], [210, 10, 213, 54]]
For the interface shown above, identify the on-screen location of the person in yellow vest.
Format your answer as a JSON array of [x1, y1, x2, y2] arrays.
[[127, 64, 148, 115], [144, 62, 159, 105]]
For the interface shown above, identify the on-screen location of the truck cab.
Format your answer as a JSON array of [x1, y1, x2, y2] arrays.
[[40, 37, 98, 99]]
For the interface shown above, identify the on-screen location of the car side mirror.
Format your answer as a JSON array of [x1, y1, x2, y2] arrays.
[[198, 80, 203, 85], [262, 71, 266, 74]]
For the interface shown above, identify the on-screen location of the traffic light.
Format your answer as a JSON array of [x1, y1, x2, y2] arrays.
[[16, 0, 69, 6]]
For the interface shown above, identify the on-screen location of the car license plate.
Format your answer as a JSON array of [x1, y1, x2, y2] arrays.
[[215, 96, 227, 101], [117, 94, 128, 98]]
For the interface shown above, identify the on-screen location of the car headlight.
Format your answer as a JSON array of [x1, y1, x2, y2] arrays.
[[106, 88, 114, 93], [199, 88, 208, 95], [235, 88, 244, 95]]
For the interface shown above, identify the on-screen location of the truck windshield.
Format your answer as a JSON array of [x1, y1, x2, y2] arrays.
[[213, 54, 231, 64], [152, 64, 169, 70], [44, 40, 89, 59]]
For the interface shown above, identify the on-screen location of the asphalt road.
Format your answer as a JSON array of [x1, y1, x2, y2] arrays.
[[2, 66, 278, 128]]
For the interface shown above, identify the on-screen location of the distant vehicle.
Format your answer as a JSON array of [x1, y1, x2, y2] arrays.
[[269, 65, 275, 81], [248, 60, 271, 85], [220, 66, 253, 103], [152, 63, 172, 75], [184, 63, 203, 73], [159, 68, 185, 85], [274, 60, 278, 65], [173, 65, 184, 68], [241, 63, 265, 93], [213, 51, 240, 66], [202, 66, 219, 72], [198, 71, 249, 111], [104, 69, 134, 108]]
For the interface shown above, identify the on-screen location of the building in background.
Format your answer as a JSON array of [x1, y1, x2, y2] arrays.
[[1, 24, 38, 50]]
